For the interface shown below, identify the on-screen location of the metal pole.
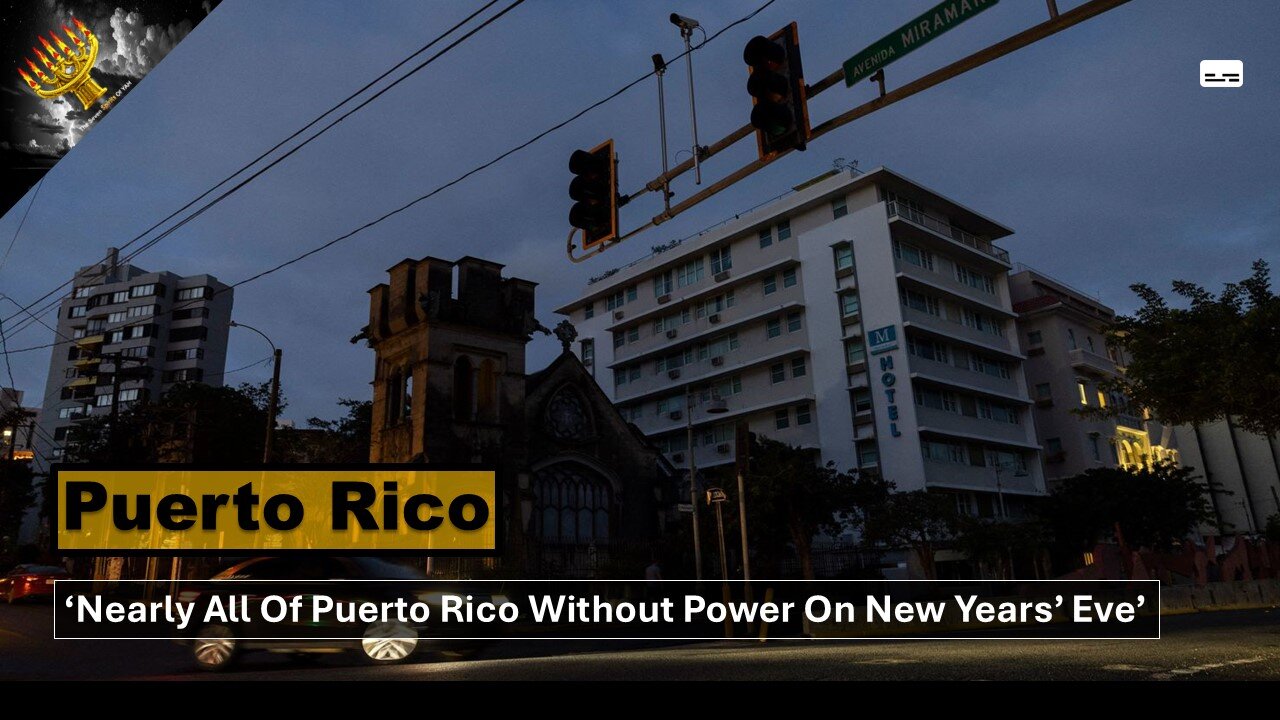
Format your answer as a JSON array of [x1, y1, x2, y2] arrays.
[[263, 348, 282, 464], [687, 389, 702, 580], [680, 28, 704, 185], [995, 466, 1007, 519], [736, 469, 750, 581], [714, 499, 728, 582], [652, 54, 672, 213], [109, 352, 122, 462]]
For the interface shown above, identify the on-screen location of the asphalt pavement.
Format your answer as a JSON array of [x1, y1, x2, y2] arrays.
[[1, 600, 1277, 680]]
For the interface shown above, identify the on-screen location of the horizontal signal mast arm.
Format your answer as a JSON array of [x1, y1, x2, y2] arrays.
[[629, 0, 1131, 227]]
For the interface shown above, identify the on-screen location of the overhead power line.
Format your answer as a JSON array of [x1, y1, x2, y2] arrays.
[[0, 0, 513, 331]]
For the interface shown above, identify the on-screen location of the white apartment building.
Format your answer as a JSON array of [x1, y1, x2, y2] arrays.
[[558, 167, 1045, 517]]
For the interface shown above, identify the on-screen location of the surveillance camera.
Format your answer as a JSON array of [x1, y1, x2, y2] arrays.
[[670, 13, 700, 31]]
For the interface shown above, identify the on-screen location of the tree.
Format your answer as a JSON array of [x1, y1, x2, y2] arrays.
[[859, 485, 958, 580], [952, 516, 1050, 579], [744, 435, 861, 579], [65, 381, 281, 464], [1042, 463, 1216, 550], [278, 399, 372, 463], [1101, 260, 1280, 436]]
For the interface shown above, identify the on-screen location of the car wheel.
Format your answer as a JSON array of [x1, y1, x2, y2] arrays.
[[360, 621, 418, 664], [193, 625, 239, 672]]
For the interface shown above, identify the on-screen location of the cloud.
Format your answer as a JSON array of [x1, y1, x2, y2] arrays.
[[96, 8, 195, 79]]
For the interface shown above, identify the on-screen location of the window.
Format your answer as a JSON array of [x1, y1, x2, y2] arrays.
[[73, 286, 92, 298], [710, 247, 732, 275], [857, 440, 879, 467], [1086, 336, 1096, 352], [770, 363, 786, 384], [108, 330, 123, 344], [173, 307, 209, 320], [831, 196, 848, 219], [677, 258, 704, 288], [107, 311, 127, 323], [971, 353, 1010, 379], [110, 290, 128, 304], [893, 240, 934, 270], [627, 326, 640, 344], [698, 332, 738, 360], [766, 318, 782, 339], [845, 340, 866, 365], [923, 441, 967, 464], [176, 286, 209, 301], [129, 283, 162, 298], [583, 302, 595, 319], [963, 309, 1003, 336], [1067, 328, 1078, 350], [1027, 330, 1043, 345], [791, 357, 807, 378], [758, 227, 773, 248], [825, 294, 853, 323], [1043, 438, 1063, 456], [786, 312, 802, 333], [697, 291, 735, 318], [58, 406, 86, 419], [613, 331, 625, 349], [654, 270, 674, 297], [626, 285, 638, 302], [777, 219, 791, 241], [833, 244, 854, 272], [580, 339, 594, 366], [908, 336, 948, 363], [118, 388, 141, 402], [900, 288, 940, 316], [774, 408, 790, 429], [956, 265, 995, 293], [606, 290, 625, 311], [170, 326, 207, 342], [762, 275, 778, 295], [121, 345, 151, 359], [95, 394, 113, 407], [1077, 380, 1089, 406], [852, 388, 872, 413], [782, 267, 797, 288], [795, 403, 811, 426], [916, 387, 959, 413], [1096, 390, 1108, 408], [69, 305, 87, 318], [162, 369, 202, 383], [1088, 434, 1101, 461], [122, 324, 154, 340], [127, 304, 155, 319], [166, 348, 203, 361], [1034, 382, 1051, 399]]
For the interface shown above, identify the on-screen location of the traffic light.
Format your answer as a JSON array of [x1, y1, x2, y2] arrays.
[[743, 22, 809, 160], [568, 139, 619, 250]]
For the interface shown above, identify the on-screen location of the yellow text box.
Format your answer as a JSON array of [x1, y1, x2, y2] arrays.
[[55, 468, 497, 554]]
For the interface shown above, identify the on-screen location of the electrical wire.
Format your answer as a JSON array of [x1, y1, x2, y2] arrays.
[[0, 178, 43, 275], [0, 0, 512, 330]]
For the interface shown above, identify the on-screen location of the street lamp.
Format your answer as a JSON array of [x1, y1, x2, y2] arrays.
[[992, 461, 1028, 519], [687, 386, 727, 580], [230, 321, 282, 464]]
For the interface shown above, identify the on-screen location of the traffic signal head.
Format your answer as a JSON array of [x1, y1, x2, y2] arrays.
[[743, 22, 809, 160], [568, 139, 618, 250]]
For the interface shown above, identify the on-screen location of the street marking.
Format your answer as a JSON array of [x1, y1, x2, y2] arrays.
[[1102, 663, 1160, 672], [850, 658, 922, 665], [1150, 656, 1267, 680]]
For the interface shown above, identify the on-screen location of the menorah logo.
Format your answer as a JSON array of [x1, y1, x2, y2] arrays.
[[17, 18, 108, 110]]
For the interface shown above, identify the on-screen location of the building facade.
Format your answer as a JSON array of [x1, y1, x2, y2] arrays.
[[362, 255, 674, 576], [1009, 266, 1180, 482], [1, 388, 38, 462], [34, 248, 232, 464], [559, 167, 1046, 519], [1011, 265, 1280, 536]]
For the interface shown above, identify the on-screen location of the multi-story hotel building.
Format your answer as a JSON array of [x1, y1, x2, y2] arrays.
[[558, 167, 1045, 517], [34, 248, 233, 463], [1011, 266, 1280, 536]]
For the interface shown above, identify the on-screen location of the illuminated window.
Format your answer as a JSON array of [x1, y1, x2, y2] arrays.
[[1077, 380, 1089, 406], [1097, 390, 1107, 408]]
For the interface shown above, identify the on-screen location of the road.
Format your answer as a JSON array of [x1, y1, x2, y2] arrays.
[[2, 602, 1277, 680]]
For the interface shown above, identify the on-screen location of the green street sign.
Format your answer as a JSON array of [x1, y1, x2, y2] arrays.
[[843, 0, 1000, 86]]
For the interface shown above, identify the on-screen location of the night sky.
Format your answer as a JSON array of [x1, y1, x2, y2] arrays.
[[0, 0, 1276, 424]]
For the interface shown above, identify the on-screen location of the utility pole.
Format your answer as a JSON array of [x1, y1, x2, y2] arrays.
[[686, 388, 702, 581], [229, 322, 280, 464], [263, 348, 282, 464]]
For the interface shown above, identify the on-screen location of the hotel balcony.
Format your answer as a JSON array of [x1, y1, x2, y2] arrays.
[[915, 406, 1033, 446], [886, 200, 1011, 268], [1068, 347, 1118, 376], [924, 460, 1044, 496]]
